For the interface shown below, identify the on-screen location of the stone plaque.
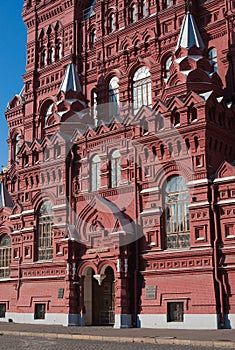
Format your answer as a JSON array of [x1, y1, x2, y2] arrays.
[[145, 286, 156, 300], [58, 288, 64, 299]]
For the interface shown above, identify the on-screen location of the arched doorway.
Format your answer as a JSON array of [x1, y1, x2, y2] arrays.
[[83, 266, 115, 326]]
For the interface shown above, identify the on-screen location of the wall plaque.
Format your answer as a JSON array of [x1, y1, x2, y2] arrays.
[[145, 286, 156, 300], [58, 288, 64, 299]]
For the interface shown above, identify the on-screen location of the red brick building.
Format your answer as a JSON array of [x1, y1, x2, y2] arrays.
[[1, 0, 235, 329]]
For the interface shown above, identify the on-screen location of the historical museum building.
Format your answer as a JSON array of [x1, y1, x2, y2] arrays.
[[1, 0, 235, 329]]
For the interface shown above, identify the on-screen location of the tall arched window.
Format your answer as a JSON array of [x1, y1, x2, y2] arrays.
[[14, 134, 20, 162], [208, 48, 218, 73], [49, 47, 55, 63], [91, 155, 101, 192], [0, 234, 11, 278], [57, 43, 63, 60], [38, 201, 53, 261], [108, 13, 115, 33], [133, 66, 152, 114], [91, 90, 98, 125], [164, 56, 172, 80], [141, 0, 146, 18], [164, 176, 190, 249], [109, 77, 120, 118], [90, 29, 97, 47], [110, 150, 121, 188], [41, 49, 47, 67], [130, 3, 137, 23]]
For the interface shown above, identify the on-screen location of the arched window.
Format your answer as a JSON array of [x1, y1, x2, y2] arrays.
[[140, 0, 146, 18], [91, 155, 101, 192], [110, 150, 121, 188], [208, 48, 218, 73], [164, 56, 172, 80], [0, 234, 11, 278], [109, 77, 120, 118], [91, 89, 98, 125], [38, 201, 53, 261], [49, 47, 55, 63], [57, 43, 63, 60], [164, 176, 190, 249], [90, 29, 96, 47], [14, 134, 20, 162], [41, 49, 47, 67], [133, 66, 152, 114], [108, 13, 115, 33], [130, 3, 137, 23]]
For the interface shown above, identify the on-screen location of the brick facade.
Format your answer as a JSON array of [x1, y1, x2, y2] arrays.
[[1, 0, 235, 329]]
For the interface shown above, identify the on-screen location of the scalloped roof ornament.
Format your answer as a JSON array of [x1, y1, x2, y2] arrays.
[[175, 12, 205, 51]]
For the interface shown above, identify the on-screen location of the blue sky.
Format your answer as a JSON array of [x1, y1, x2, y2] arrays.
[[0, 1, 26, 167]]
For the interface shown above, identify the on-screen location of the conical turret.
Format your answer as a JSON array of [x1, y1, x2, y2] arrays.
[[0, 182, 14, 209], [162, 12, 223, 102], [59, 63, 82, 96], [175, 12, 205, 51]]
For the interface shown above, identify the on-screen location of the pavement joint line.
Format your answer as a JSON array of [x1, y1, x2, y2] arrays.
[[0, 329, 235, 348]]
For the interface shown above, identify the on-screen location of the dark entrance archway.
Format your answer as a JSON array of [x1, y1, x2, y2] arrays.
[[83, 266, 115, 325]]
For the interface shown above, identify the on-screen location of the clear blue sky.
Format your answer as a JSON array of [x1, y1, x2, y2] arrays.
[[0, 1, 26, 167]]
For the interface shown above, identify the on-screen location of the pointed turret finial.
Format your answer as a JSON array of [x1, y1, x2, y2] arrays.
[[175, 12, 205, 51], [59, 63, 82, 95], [0, 181, 14, 208]]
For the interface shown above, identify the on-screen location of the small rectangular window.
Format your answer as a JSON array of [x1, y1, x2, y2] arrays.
[[34, 304, 46, 319], [167, 302, 184, 322], [0, 304, 6, 318]]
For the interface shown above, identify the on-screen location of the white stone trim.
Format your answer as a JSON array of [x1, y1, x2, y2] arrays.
[[188, 201, 209, 208], [9, 214, 21, 219], [52, 223, 67, 228], [11, 230, 21, 235], [21, 227, 35, 233], [137, 314, 218, 329], [140, 187, 159, 194], [141, 208, 161, 215], [22, 209, 35, 216], [214, 176, 235, 183], [216, 198, 235, 205], [3, 312, 76, 326], [187, 179, 210, 186], [52, 204, 67, 210]]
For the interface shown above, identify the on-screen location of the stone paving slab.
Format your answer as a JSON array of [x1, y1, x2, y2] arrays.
[[1, 322, 235, 348]]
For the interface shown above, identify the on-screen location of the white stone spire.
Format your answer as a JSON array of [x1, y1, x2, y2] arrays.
[[175, 12, 205, 51], [0, 182, 14, 208], [59, 63, 82, 94]]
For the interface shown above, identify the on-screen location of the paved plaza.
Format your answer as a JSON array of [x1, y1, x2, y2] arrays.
[[0, 322, 235, 348]]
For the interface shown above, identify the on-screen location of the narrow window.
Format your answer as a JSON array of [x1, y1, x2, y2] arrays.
[[133, 66, 152, 115], [0, 304, 6, 318], [208, 48, 218, 73], [164, 56, 172, 80], [109, 13, 115, 33], [164, 176, 190, 249], [34, 304, 46, 319], [0, 235, 11, 278], [110, 150, 121, 188], [141, 0, 146, 18], [130, 4, 137, 23], [167, 302, 184, 322], [14, 134, 20, 162], [90, 28, 96, 49], [91, 90, 98, 125], [91, 155, 101, 192], [109, 77, 120, 118], [38, 201, 53, 261]]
